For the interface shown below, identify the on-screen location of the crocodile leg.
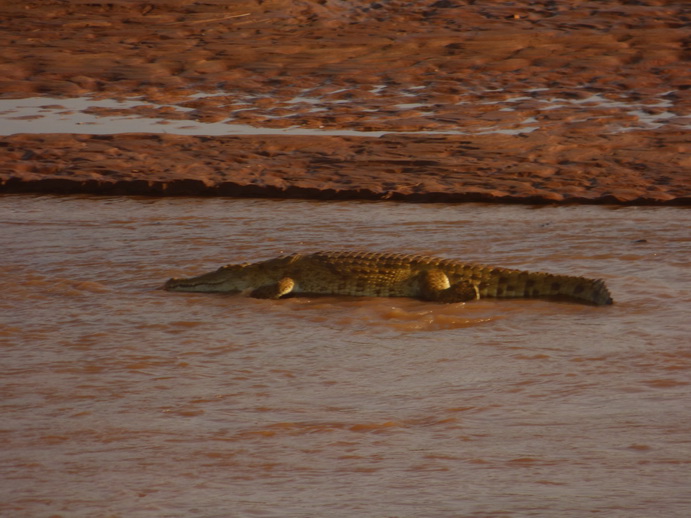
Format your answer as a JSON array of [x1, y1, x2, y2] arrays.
[[250, 277, 296, 299], [445, 281, 481, 303], [419, 270, 479, 303]]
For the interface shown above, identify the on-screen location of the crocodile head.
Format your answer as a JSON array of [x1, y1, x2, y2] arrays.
[[164, 254, 301, 293], [164, 262, 257, 292]]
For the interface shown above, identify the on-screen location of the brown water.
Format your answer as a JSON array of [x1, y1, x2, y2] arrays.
[[1, 195, 690, 517]]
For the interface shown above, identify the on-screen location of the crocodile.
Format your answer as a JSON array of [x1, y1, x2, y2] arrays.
[[164, 251, 613, 306]]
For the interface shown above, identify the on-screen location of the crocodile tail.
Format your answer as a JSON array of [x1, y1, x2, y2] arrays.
[[482, 270, 613, 305], [537, 273, 613, 305]]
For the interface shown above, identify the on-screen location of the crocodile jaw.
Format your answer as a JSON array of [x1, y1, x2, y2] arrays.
[[164, 277, 242, 292], [164, 264, 255, 292]]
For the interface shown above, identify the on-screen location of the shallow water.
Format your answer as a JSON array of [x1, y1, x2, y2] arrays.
[[0, 89, 683, 137], [1, 195, 690, 517]]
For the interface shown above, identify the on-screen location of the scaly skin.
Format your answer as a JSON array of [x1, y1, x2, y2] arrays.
[[164, 251, 613, 306]]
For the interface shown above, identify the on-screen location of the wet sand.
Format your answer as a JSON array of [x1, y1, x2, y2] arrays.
[[0, 0, 689, 204]]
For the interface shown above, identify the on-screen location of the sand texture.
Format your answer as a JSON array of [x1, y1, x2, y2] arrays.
[[0, 0, 689, 204]]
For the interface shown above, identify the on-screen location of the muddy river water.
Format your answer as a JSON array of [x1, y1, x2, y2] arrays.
[[1, 195, 690, 517]]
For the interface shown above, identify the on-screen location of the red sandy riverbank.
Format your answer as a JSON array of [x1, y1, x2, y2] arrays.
[[0, 0, 689, 204]]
